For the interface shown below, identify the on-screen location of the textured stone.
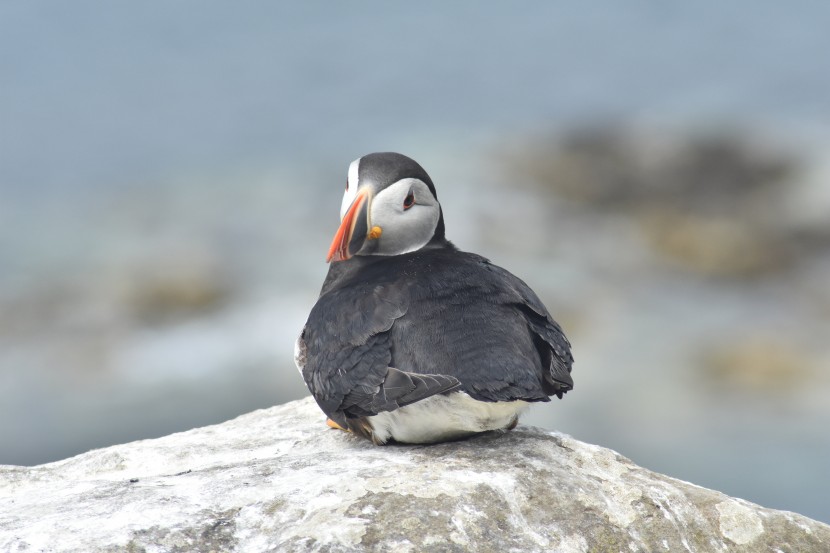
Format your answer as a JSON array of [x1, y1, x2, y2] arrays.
[[1, 397, 828, 552]]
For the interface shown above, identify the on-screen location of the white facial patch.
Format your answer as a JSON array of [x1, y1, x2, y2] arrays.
[[369, 178, 440, 256], [340, 158, 361, 220]]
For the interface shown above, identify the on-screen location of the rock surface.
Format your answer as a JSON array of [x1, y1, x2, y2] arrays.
[[1, 397, 828, 552]]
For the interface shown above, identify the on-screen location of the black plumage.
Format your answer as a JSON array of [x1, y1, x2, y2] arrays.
[[299, 237, 573, 430]]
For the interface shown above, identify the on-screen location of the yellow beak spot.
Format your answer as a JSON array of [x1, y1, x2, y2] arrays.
[[368, 226, 382, 240]]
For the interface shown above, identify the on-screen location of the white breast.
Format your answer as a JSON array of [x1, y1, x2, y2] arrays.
[[368, 392, 529, 444], [293, 331, 307, 376]]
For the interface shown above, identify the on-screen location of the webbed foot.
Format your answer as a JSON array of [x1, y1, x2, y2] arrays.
[[326, 418, 349, 431]]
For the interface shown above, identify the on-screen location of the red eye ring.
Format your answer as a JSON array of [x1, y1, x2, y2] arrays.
[[403, 191, 415, 210]]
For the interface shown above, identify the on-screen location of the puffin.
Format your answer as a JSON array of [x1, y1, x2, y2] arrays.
[[295, 152, 573, 445]]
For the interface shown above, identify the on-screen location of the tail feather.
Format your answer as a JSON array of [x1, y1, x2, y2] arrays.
[[374, 367, 461, 411], [342, 367, 460, 418]]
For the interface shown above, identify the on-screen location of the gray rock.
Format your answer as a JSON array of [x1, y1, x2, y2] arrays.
[[1, 397, 827, 552]]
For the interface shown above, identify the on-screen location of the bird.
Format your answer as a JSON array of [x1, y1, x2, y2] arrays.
[[295, 152, 573, 445]]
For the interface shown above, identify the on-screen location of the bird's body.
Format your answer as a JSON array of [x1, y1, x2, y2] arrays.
[[295, 153, 573, 444]]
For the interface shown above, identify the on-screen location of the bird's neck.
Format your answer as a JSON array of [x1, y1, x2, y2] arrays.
[[319, 237, 457, 296]]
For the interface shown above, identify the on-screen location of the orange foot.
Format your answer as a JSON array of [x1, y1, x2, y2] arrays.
[[326, 418, 349, 431]]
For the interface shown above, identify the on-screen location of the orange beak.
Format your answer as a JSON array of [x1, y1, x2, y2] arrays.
[[327, 189, 370, 263]]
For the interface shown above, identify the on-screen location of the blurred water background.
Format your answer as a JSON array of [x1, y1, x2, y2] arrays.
[[2, 2, 829, 523]]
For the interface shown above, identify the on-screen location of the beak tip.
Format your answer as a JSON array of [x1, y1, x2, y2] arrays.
[[326, 247, 345, 263]]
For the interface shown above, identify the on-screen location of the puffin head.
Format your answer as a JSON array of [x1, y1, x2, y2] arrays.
[[327, 152, 445, 263]]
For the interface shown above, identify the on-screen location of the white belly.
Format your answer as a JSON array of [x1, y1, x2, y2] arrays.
[[368, 392, 529, 444]]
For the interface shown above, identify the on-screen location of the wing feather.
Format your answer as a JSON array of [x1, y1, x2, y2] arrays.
[[300, 248, 574, 423], [301, 283, 459, 424]]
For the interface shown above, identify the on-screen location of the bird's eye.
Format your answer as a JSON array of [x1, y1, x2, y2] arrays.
[[403, 191, 415, 210], [345, 178, 349, 192]]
